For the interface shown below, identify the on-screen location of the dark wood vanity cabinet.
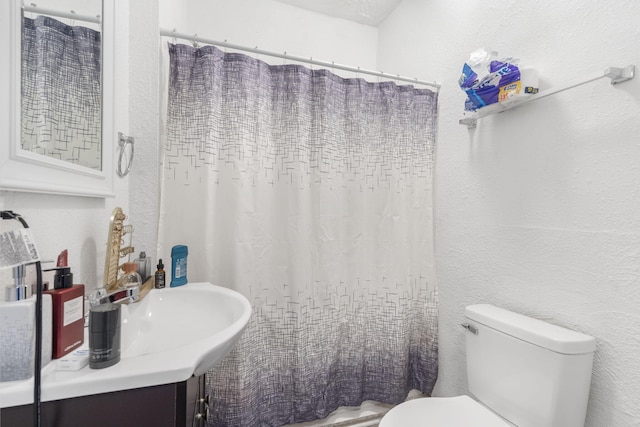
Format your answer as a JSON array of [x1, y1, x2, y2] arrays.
[[0, 374, 207, 427]]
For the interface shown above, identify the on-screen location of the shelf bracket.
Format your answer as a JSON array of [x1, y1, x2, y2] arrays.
[[605, 65, 635, 85], [459, 117, 477, 128]]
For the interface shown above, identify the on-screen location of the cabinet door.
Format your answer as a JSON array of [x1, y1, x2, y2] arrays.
[[1, 383, 179, 427], [183, 374, 207, 426], [1, 375, 208, 426]]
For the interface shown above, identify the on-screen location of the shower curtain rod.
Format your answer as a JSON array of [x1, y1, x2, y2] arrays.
[[22, 4, 101, 24], [160, 28, 441, 90]]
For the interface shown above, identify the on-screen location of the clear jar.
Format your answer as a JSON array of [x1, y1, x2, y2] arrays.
[[116, 262, 142, 289]]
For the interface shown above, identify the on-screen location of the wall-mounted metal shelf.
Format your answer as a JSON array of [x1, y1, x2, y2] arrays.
[[459, 65, 635, 128]]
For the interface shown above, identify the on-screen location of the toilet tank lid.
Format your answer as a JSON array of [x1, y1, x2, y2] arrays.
[[465, 304, 596, 355]]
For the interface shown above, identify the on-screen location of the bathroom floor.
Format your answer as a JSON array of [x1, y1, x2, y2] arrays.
[[285, 390, 426, 427], [285, 400, 392, 427]]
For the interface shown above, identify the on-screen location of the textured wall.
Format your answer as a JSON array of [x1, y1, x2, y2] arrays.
[[128, 0, 160, 269], [158, 0, 379, 75], [378, 0, 640, 425]]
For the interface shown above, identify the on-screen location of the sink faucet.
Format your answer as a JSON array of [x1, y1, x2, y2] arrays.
[[89, 286, 140, 307], [90, 261, 145, 307]]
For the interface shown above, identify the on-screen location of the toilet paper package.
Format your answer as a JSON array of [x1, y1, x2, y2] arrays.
[[459, 48, 538, 111]]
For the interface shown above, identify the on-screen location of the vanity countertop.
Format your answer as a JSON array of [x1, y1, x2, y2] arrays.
[[0, 333, 196, 408], [0, 282, 252, 409]]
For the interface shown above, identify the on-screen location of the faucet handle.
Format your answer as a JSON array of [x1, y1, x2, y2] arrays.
[[88, 285, 141, 307], [88, 287, 108, 307]]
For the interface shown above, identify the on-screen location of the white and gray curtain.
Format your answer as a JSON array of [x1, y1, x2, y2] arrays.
[[158, 43, 439, 427], [21, 16, 102, 169]]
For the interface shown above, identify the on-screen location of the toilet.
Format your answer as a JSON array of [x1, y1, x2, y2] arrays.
[[380, 304, 596, 427]]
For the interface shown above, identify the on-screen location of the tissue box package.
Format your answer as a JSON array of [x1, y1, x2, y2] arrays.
[[0, 294, 52, 382]]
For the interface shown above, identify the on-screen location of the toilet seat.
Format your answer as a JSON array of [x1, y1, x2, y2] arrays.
[[379, 395, 514, 427]]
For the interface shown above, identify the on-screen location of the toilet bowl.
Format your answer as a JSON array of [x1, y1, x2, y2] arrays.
[[380, 304, 596, 427], [380, 396, 513, 427]]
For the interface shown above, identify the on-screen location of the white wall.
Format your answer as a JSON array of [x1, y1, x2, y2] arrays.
[[158, 0, 379, 71], [127, 0, 161, 273], [378, 0, 640, 425]]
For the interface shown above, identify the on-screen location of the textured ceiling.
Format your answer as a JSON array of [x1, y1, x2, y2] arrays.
[[274, 0, 403, 26]]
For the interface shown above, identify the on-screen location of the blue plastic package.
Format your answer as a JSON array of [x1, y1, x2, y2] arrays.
[[170, 245, 188, 287], [459, 49, 521, 111], [463, 61, 520, 110], [459, 63, 479, 90]]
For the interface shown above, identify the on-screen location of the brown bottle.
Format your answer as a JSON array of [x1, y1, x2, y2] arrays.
[[154, 259, 166, 289]]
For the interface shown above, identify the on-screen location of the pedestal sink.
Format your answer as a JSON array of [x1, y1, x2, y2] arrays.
[[0, 282, 252, 408], [121, 282, 252, 376]]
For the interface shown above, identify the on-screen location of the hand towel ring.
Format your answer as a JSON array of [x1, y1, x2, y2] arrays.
[[117, 132, 134, 177]]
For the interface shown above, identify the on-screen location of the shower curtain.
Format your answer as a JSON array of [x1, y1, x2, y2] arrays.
[[21, 15, 102, 169], [158, 43, 439, 427]]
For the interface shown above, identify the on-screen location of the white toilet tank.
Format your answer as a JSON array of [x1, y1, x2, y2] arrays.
[[464, 304, 596, 427]]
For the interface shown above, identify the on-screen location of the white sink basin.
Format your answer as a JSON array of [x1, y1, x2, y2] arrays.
[[121, 282, 252, 375], [0, 282, 252, 408]]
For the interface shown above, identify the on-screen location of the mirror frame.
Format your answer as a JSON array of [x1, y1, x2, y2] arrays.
[[0, 0, 115, 198]]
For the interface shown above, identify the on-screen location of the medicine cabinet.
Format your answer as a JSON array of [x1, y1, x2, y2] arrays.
[[0, 0, 116, 197]]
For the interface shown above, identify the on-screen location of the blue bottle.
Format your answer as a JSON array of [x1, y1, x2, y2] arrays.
[[170, 245, 188, 287]]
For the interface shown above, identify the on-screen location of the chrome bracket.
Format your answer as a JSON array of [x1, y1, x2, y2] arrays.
[[459, 117, 478, 128], [605, 65, 635, 85], [461, 323, 478, 335]]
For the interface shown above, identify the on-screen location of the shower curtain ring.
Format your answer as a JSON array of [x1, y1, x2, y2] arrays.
[[26, 2, 36, 19]]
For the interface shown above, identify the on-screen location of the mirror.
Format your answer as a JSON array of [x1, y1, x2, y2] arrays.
[[0, 0, 115, 197], [21, 0, 102, 170]]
